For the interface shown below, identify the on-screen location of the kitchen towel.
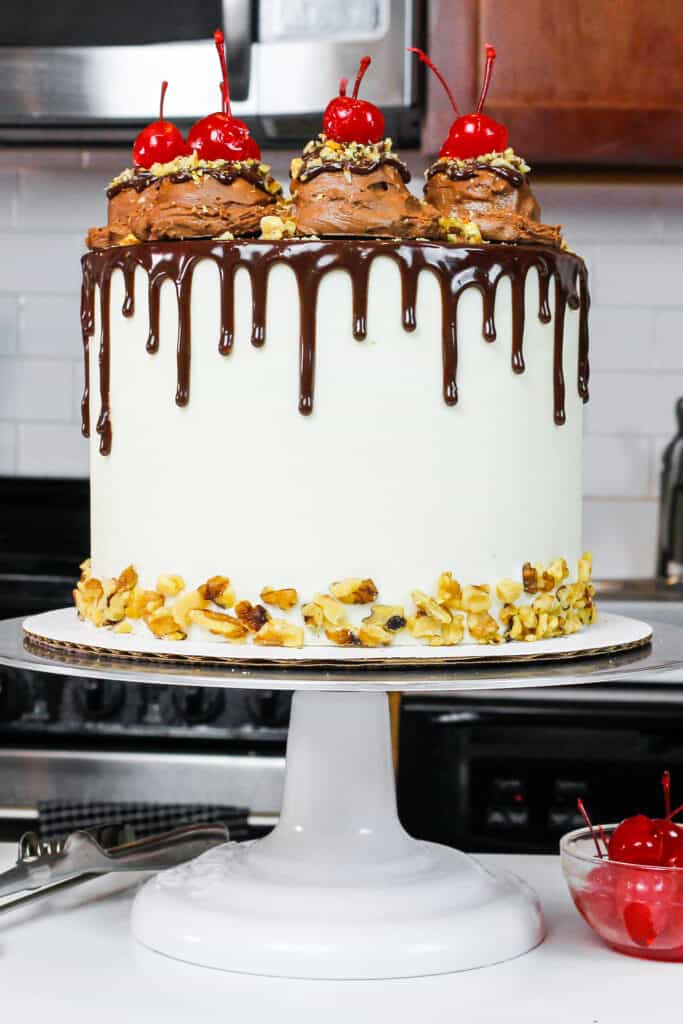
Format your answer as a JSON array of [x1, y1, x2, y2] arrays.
[[37, 800, 250, 842]]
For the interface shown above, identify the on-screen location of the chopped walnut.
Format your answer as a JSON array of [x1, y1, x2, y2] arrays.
[[522, 562, 538, 594], [311, 593, 348, 627], [363, 604, 407, 632], [157, 574, 185, 598], [330, 578, 379, 605], [412, 590, 451, 624], [188, 608, 248, 640], [439, 615, 465, 646], [325, 626, 362, 646], [407, 612, 443, 641], [125, 587, 164, 620], [234, 600, 270, 633], [359, 622, 392, 647], [260, 215, 296, 241], [199, 576, 235, 608], [467, 611, 501, 644], [461, 585, 491, 614], [578, 551, 593, 584], [437, 572, 462, 610], [145, 608, 187, 641], [496, 579, 523, 604], [302, 602, 324, 630], [171, 590, 207, 630], [254, 619, 304, 648], [260, 586, 299, 611], [548, 558, 569, 585]]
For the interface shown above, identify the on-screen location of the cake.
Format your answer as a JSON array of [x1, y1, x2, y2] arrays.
[[74, 39, 594, 651]]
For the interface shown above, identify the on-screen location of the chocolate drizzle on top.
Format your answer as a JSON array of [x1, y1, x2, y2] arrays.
[[295, 154, 411, 185], [425, 159, 527, 189], [106, 163, 280, 200], [80, 239, 589, 455]]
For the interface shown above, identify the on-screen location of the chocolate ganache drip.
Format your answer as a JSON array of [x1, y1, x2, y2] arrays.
[[80, 239, 590, 455], [425, 159, 527, 189]]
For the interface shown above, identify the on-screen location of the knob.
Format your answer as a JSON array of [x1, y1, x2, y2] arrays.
[[0, 670, 32, 722], [73, 679, 125, 721], [172, 686, 224, 724], [246, 690, 292, 728]]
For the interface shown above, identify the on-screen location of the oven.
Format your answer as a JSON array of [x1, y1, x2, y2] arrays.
[[0, 0, 423, 144]]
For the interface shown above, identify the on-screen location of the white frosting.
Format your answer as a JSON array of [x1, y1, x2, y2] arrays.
[[87, 253, 583, 644]]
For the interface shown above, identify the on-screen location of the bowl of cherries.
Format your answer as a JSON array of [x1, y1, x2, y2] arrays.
[[561, 772, 683, 960]]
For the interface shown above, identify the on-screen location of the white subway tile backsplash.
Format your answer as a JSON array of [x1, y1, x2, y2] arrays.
[[0, 233, 84, 293], [19, 294, 81, 359], [654, 310, 683, 369], [0, 358, 73, 422], [0, 172, 17, 228], [0, 151, 679, 578], [0, 422, 15, 473], [17, 169, 105, 232], [583, 498, 658, 578], [0, 296, 18, 355], [592, 244, 683, 308], [589, 307, 654, 371], [584, 435, 651, 498], [537, 184, 661, 244], [17, 423, 88, 477]]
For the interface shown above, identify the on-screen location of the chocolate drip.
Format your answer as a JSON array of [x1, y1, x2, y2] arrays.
[[79, 262, 94, 438], [426, 159, 527, 189], [107, 163, 280, 200], [80, 239, 589, 454]]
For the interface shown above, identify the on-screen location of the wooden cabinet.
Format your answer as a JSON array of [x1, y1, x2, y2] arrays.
[[423, 0, 683, 165]]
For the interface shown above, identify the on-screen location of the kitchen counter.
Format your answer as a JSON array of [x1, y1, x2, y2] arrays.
[[0, 847, 674, 1021]]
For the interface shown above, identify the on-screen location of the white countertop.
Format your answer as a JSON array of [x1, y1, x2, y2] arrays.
[[0, 846, 674, 1022]]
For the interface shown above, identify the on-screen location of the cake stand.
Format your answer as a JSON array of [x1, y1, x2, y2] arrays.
[[1, 615, 681, 980]]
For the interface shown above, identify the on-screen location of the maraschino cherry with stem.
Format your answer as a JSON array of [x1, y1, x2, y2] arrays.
[[187, 29, 260, 162], [132, 81, 189, 169], [409, 44, 508, 159], [323, 56, 385, 145]]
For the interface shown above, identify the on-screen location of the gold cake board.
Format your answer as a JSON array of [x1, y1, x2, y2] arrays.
[[23, 608, 652, 671]]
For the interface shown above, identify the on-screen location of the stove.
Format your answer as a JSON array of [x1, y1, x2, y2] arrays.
[[0, 476, 288, 834], [4, 477, 683, 854]]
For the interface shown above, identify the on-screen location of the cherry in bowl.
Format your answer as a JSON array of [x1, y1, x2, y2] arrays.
[[561, 826, 683, 961]]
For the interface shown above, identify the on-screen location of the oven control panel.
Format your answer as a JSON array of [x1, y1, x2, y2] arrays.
[[0, 667, 291, 746]]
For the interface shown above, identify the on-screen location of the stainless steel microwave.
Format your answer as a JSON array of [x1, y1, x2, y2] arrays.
[[0, 0, 423, 144]]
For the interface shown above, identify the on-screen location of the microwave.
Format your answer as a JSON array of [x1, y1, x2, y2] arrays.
[[0, 0, 423, 144]]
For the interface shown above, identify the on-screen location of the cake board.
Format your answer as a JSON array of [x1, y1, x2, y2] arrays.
[[0, 614, 679, 979]]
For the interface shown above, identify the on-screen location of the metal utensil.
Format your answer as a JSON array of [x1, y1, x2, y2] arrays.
[[0, 821, 229, 913]]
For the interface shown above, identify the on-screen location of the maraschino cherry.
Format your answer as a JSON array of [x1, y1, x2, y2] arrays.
[[323, 56, 385, 145], [132, 81, 189, 169], [409, 44, 508, 159], [187, 30, 260, 162]]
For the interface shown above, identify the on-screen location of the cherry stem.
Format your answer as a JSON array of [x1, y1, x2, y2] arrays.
[[475, 43, 497, 115], [577, 798, 605, 858], [159, 80, 168, 121], [339, 77, 348, 97], [663, 770, 672, 819], [667, 802, 683, 821], [351, 56, 372, 99], [407, 47, 460, 117], [213, 29, 231, 116]]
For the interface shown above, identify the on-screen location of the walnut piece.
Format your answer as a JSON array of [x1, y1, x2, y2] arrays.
[[261, 586, 299, 611], [330, 578, 379, 605], [199, 575, 235, 608], [189, 608, 248, 640], [235, 600, 270, 633], [157, 574, 185, 598], [254, 619, 305, 648]]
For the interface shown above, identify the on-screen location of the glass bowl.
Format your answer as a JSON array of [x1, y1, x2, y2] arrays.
[[561, 825, 683, 960]]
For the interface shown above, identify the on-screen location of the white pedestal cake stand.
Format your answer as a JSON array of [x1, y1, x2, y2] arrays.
[[0, 615, 680, 980]]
